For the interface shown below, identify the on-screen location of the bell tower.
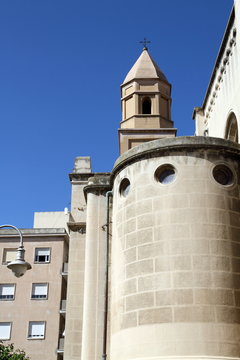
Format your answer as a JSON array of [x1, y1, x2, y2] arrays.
[[119, 47, 176, 154]]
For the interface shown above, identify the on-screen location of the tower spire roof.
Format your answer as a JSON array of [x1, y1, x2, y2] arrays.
[[123, 48, 168, 85]]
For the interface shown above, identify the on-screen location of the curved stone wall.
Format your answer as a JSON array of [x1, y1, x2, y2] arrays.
[[110, 137, 240, 360]]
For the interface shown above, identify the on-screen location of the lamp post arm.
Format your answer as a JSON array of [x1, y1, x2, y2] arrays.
[[0, 224, 23, 247]]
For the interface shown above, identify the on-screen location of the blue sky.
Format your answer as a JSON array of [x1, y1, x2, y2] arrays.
[[0, 0, 233, 228]]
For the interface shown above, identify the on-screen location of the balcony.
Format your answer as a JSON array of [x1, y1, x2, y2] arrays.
[[61, 263, 68, 278], [57, 338, 64, 354], [60, 300, 66, 316]]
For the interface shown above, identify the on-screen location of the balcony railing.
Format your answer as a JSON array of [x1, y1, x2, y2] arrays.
[[60, 300, 66, 311], [57, 338, 64, 353], [60, 300, 66, 317], [61, 263, 68, 276]]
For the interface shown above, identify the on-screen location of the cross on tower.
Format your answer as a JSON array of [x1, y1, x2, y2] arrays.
[[140, 38, 151, 50]]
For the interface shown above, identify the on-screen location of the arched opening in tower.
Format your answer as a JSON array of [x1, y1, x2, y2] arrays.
[[142, 98, 151, 114]]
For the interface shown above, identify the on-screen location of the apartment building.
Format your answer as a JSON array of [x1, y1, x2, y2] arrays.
[[0, 228, 68, 360]]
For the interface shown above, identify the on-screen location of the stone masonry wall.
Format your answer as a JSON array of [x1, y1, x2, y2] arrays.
[[110, 147, 240, 360]]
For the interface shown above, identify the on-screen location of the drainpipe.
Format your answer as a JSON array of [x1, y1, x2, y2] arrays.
[[102, 190, 113, 360]]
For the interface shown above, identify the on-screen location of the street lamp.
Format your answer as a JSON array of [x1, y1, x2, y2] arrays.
[[0, 224, 31, 277]]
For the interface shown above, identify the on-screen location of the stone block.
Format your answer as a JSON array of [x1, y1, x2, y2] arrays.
[[153, 194, 189, 211], [154, 224, 190, 241], [232, 258, 240, 273], [230, 227, 240, 242], [230, 212, 240, 227], [156, 289, 193, 306], [171, 256, 191, 270], [170, 240, 192, 255], [125, 218, 136, 234], [121, 311, 137, 329], [173, 180, 206, 194], [155, 257, 171, 271], [137, 185, 157, 199], [232, 242, 240, 257], [229, 198, 240, 212], [126, 259, 153, 278], [137, 214, 154, 229], [138, 273, 171, 291], [126, 228, 153, 249], [125, 204, 136, 219], [213, 272, 233, 288], [233, 274, 240, 288], [123, 279, 137, 296], [173, 272, 193, 288], [192, 239, 210, 254], [191, 224, 228, 239], [172, 289, 193, 305], [194, 289, 234, 305], [189, 194, 225, 209], [193, 272, 212, 287], [210, 240, 232, 256], [211, 256, 230, 271], [124, 247, 136, 264], [192, 255, 211, 270], [208, 209, 228, 224], [174, 306, 215, 322], [154, 211, 171, 226], [218, 342, 240, 358], [216, 307, 240, 324], [139, 307, 173, 325], [135, 199, 153, 216], [125, 292, 154, 311], [155, 290, 172, 305], [170, 208, 208, 224], [138, 242, 168, 260], [234, 290, 240, 306], [228, 186, 240, 198], [189, 194, 207, 208]]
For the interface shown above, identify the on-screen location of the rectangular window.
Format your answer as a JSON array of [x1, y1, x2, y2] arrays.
[[28, 321, 45, 339], [2, 249, 17, 265], [0, 322, 11, 340], [34, 248, 50, 263], [0, 284, 15, 300], [31, 283, 48, 300]]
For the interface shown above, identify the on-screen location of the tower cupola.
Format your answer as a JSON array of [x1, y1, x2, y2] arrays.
[[119, 48, 176, 154]]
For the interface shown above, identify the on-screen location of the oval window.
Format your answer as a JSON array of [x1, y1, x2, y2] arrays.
[[155, 164, 176, 184], [212, 165, 234, 186], [119, 178, 131, 197]]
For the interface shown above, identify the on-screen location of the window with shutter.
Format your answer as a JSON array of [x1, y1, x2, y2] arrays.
[[0, 322, 11, 340], [31, 283, 48, 299], [28, 321, 45, 339], [0, 284, 15, 300], [2, 249, 17, 265], [34, 248, 51, 263]]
